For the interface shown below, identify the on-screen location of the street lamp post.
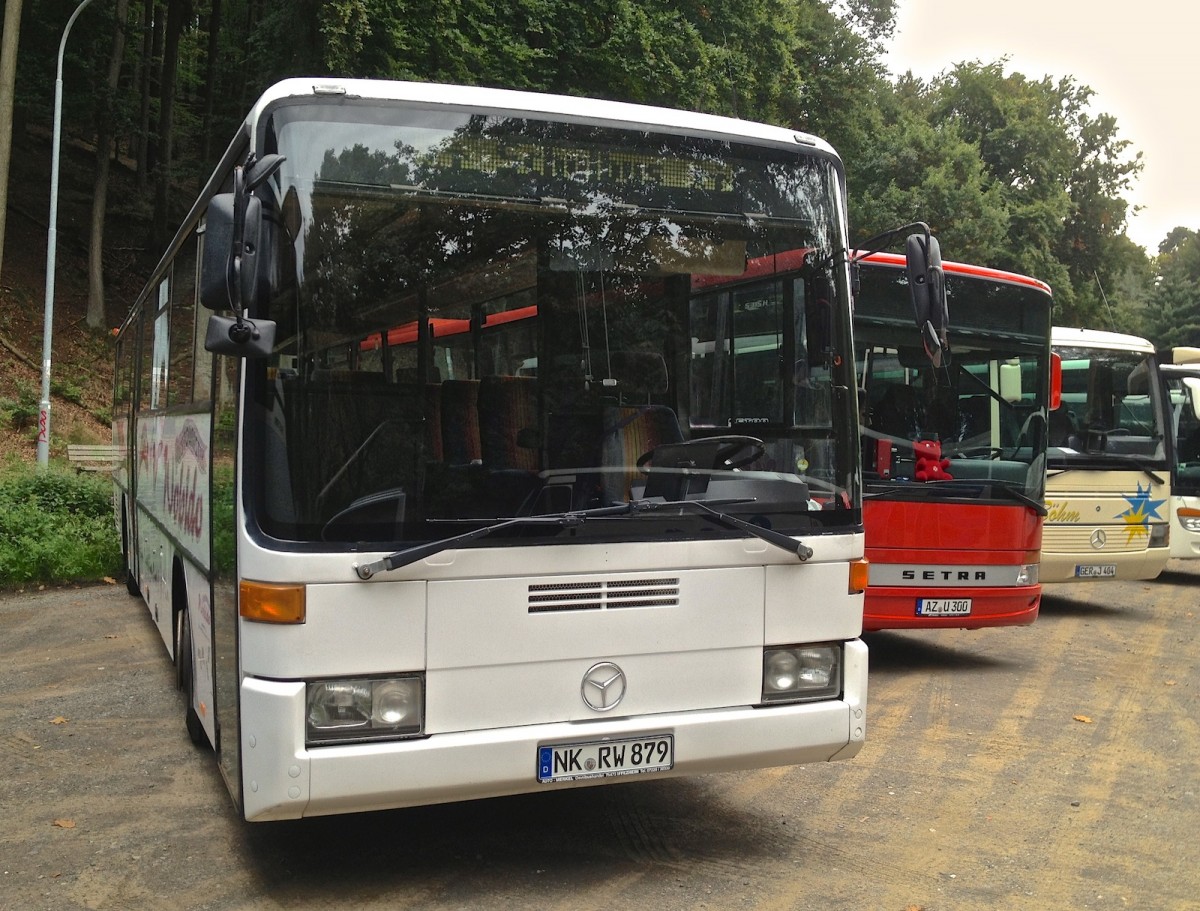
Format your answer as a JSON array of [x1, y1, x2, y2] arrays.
[[38, 0, 97, 467]]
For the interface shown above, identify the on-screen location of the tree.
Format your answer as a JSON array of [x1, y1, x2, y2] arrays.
[[1144, 228, 1200, 348], [87, 0, 132, 330], [872, 61, 1145, 326], [149, 0, 190, 256], [0, 0, 24, 283]]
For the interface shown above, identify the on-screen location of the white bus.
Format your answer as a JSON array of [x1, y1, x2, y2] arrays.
[[1043, 327, 1171, 582], [111, 78, 922, 821], [1158, 347, 1200, 558]]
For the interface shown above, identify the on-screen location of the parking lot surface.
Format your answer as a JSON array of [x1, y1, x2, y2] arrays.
[[1, 564, 1197, 910]]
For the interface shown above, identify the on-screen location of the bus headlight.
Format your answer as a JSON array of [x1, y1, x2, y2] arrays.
[[1015, 562, 1039, 586], [306, 675, 424, 745], [1179, 508, 1200, 533], [1149, 523, 1170, 548], [761, 645, 840, 703]]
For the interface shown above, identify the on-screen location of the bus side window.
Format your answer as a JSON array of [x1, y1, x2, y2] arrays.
[[170, 236, 198, 405]]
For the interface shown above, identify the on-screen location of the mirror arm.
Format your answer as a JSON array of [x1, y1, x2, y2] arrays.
[[850, 221, 931, 263]]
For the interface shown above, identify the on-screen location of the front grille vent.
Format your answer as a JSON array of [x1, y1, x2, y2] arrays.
[[528, 577, 680, 613]]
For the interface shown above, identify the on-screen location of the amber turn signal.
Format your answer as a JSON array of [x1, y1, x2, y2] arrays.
[[239, 581, 306, 624]]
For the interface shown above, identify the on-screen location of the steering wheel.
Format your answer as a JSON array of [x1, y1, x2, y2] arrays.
[[637, 435, 766, 473]]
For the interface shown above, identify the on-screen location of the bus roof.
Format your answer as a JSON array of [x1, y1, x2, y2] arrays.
[[1051, 326, 1155, 353], [1167, 346, 1200, 365], [855, 251, 1053, 296], [247, 78, 840, 159]]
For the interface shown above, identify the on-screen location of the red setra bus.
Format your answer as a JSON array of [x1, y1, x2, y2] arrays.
[[853, 252, 1056, 630]]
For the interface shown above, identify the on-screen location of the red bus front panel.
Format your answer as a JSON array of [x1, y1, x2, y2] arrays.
[[863, 499, 1042, 630]]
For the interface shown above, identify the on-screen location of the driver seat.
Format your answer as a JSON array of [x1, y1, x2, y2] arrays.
[[601, 405, 683, 503]]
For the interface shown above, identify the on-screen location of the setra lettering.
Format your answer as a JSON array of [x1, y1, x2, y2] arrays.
[[901, 569, 987, 581]]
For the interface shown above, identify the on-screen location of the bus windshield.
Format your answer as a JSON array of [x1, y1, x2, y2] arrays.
[[855, 258, 1053, 501], [1051, 348, 1167, 464], [1160, 367, 1200, 487], [246, 100, 857, 546]]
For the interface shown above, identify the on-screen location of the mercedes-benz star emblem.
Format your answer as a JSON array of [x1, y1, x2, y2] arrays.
[[1090, 529, 1107, 550], [581, 661, 627, 712]]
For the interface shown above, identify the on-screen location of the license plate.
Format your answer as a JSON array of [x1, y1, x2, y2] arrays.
[[538, 734, 674, 783], [1076, 564, 1117, 578], [917, 598, 972, 616]]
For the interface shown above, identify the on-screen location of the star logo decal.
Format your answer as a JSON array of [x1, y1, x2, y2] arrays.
[[1116, 483, 1166, 544]]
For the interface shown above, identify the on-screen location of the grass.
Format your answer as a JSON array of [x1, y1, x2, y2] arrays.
[[0, 461, 123, 588]]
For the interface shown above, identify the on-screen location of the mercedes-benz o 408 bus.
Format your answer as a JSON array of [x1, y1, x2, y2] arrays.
[[1043, 328, 1171, 582], [109, 78, 948, 820]]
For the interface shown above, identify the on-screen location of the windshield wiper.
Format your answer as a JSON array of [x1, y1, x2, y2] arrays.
[[866, 479, 1047, 516], [353, 497, 812, 578], [986, 481, 1047, 515], [632, 497, 815, 561], [354, 503, 635, 579]]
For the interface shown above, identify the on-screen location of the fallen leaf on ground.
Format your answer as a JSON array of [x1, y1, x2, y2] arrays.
[[1073, 714, 1094, 724], [52, 819, 76, 829], [50, 716, 68, 725]]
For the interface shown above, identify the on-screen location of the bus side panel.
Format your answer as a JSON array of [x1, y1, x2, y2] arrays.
[[133, 410, 214, 650], [183, 557, 216, 746]]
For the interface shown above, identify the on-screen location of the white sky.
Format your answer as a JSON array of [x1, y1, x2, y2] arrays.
[[884, 0, 1200, 254]]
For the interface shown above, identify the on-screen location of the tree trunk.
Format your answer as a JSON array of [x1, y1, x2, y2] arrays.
[[136, 1, 160, 192], [87, 0, 132, 330], [0, 0, 25, 283], [201, 0, 222, 166], [150, 0, 188, 257]]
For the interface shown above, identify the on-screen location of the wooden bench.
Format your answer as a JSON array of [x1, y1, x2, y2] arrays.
[[66, 444, 123, 472]]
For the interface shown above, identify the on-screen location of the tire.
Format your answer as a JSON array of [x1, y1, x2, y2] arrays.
[[121, 512, 140, 597], [179, 610, 206, 746]]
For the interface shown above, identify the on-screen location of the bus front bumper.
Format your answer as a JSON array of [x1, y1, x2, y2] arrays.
[[238, 640, 867, 821], [863, 584, 1041, 630]]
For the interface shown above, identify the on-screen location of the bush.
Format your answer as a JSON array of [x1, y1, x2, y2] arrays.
[[0, 463, 122, 586], [0, 382, 40, 432]]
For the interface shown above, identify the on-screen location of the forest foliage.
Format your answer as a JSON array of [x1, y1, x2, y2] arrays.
[[3, 0, 1198, 345]]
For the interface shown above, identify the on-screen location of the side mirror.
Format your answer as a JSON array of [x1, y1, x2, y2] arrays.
[[200, 192, 261, 311], [1000, 360, 1023, 403], [204, 314, 276, 358], [1181, 376, 1200, 416], [197, 153, 286, 358], [1050, 352, 1062, 410], [905, 232, 948, 367]]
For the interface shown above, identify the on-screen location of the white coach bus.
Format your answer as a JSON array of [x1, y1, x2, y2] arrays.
[[1158, 346, 1200, 558], [1043, 327, 1171, 582], [110, 78, 940, 821]]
